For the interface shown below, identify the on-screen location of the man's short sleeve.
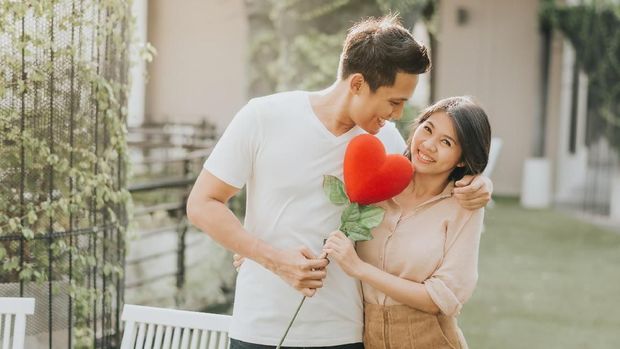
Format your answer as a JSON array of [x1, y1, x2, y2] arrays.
[[203, 100, 260, 189]]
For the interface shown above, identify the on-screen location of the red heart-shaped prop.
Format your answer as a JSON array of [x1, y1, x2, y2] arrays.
[[344, 134, 414, 205]]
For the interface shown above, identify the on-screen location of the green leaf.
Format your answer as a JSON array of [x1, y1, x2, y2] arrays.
[[46, 154, 59, 165], [340, 221, 373, 242], [323, 175, 349, 205], [359, 205, 385, 230], [19, 267, 33, 281], [341, 203, 360, 223], [8, 217, 19, 231], [3, 257, 19, 272], [33, 271, 44, 283], [22, 228, 34, 240], [27, 210, 38, 224]]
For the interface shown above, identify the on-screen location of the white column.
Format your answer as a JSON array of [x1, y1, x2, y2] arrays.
[[127, 0, 148, 127], [521, 158, 552, 209], [410, 22, 431, 108], [611, 168, 620, 219]]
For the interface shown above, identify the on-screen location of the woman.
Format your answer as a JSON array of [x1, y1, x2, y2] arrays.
[[323, 96, 491, 349]]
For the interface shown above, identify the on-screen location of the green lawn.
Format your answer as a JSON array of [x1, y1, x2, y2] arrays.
[[460, 197, 620, 348]]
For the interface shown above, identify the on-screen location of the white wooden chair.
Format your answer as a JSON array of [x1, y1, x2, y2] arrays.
[[120, 304, 231, 349], [0, 297, 36, 349]]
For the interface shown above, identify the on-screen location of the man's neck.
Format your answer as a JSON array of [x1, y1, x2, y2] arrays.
[[308, 81, 356, 136]]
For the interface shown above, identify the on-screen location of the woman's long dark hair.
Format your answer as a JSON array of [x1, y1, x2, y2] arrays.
[[404, 96, 492, 181]]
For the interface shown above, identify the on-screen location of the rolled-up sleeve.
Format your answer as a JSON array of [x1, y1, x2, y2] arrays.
[[423, 208, 484, 316]]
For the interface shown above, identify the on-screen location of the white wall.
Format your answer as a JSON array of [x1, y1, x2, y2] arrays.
[[435, 0, 542, 195], [410, 22, 431, 108], [128, 0, 148, 127], [145, 0, 248, 133]]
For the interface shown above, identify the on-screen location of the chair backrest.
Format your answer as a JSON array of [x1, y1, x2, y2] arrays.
[[120, 304, 232, 349], [0, 297, 36, 349], [483, 137, 503, 178]]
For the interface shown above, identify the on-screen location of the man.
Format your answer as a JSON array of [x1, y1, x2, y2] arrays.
[[187, 15, 492, 349]]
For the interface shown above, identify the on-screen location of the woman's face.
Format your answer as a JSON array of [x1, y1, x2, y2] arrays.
[[410, 111, 464, 177]]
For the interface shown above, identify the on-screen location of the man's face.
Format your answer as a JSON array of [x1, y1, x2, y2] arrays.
[[349, 72, 419, 134]]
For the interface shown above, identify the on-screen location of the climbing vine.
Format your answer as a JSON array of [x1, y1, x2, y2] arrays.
[[0, 1, 137, 347], [541, 1, 620, 151]]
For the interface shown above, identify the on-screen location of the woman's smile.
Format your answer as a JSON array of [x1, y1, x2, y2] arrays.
[[415, 149, 436, 164]]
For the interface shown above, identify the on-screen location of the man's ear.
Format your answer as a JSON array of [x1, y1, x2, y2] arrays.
[[349, 73, 365, 95]]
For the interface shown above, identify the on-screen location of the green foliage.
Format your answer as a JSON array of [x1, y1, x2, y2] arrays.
[[339, 204, 385, 241], [340, 221, 371, 241], [246, 0, 436, 97], [0, 0, 133, 347], [358, 205, 385, 230], [341, 202, 361, 222], [322, 175, 384, 241], [323, 175, 350, 205], [540, 1, 620, 151]]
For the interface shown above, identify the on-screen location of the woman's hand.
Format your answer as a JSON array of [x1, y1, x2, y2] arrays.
[[323, 230, 365, 278]]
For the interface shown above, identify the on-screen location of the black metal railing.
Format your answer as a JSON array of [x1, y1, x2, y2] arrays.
[[0, 1, 130, 348], [124, 121, 237, 313]]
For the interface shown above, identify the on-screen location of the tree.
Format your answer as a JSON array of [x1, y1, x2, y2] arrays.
[[244, 0, 437, 97]]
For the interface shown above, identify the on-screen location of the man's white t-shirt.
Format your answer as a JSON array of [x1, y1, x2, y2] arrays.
[[203, 91, 406, 346]]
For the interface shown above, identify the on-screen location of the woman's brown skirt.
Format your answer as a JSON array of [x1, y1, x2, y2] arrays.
[[363, 303, 468, 349]]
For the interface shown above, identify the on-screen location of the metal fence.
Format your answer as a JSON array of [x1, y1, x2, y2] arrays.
[[0, 1, 130, 348], [582, 124, 619, 217], [125, 121, 237, 313]]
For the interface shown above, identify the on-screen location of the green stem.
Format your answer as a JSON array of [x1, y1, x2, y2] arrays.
[[276, 295, 306, 349], [275, 249, 329, 348]]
